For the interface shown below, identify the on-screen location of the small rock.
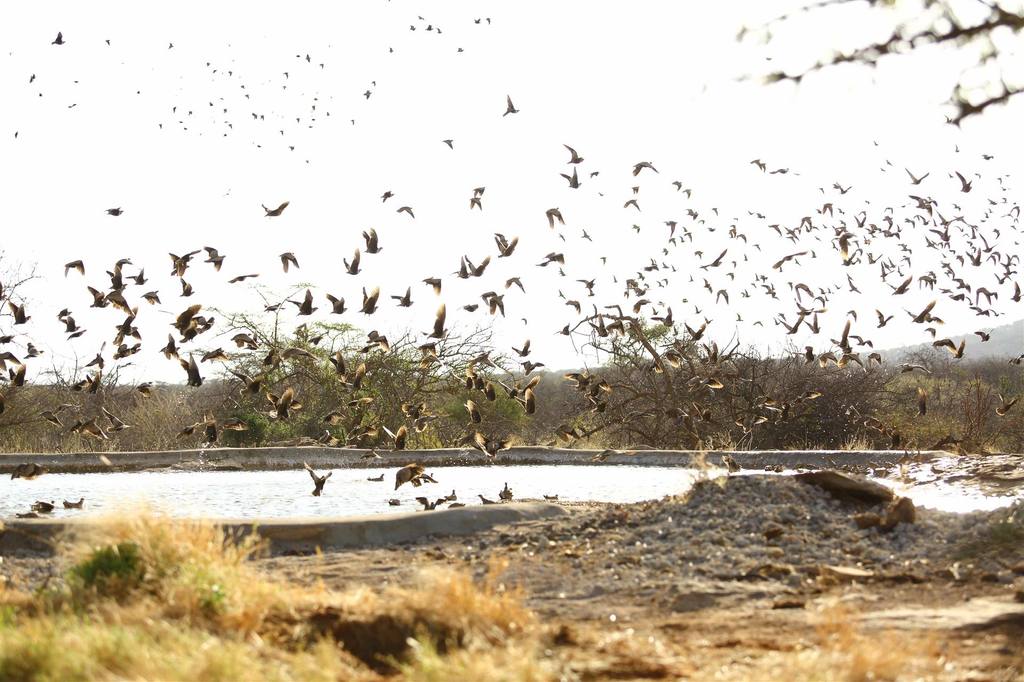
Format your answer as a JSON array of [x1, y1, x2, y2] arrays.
[[853, 512, 882, 529], [552, 624, 576, 646], [1011, 561, 1024, 576], [881, 497, 916, 530], [752, 563, 795, 579], [795, 470, 894, 504], [820, 565, 874, 582], [669, 591, 719, 612], [943, 564, 964, 581], [772, 597, 805, 609], [764, 522, 785, 541]]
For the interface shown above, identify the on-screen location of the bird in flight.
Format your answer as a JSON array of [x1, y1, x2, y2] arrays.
[[262, 201, 289, 217], [303, 463, 331, 496], [503, 95, 519, 116], [905, 168, 929, 185]]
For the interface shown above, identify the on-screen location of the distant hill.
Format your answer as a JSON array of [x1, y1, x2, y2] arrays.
[[880, 318, 1023, 362]]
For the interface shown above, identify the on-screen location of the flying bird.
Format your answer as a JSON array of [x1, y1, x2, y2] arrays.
[[503, 95, 519, 116], [280, 252, 300, 272], [545, 208, 564, 228], [262, 201, 289, 217], [303, 463, 332, 496]]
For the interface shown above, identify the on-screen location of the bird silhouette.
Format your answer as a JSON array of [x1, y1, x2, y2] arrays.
[[503, 95, 519, 116], [304, 462, 332, 496], [262, 201, 289, 217]]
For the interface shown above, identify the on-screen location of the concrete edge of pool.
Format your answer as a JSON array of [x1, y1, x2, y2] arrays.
[[0, 446, 955, 475], [0, 501, 568, 554]]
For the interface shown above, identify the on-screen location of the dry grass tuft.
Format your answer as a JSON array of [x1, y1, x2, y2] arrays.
[[401, 560, 533, 637], [839, 435, 874, 451], [725, 602, 945, 681], [279, 558, 534, 672], [60, 509, 281, 632], [0, 511, 563, 681], [0, 613, 363, 682], [399, 637, 560, 682], [812, 604, 941, 681]]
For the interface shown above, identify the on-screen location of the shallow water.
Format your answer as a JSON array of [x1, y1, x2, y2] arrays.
[[879, 456, 1024, 513], [2, 462, 1018, 519], [2, 465, 713, 519]]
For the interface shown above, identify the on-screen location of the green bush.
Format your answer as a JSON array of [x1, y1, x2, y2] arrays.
[[70, 542, 144, 596]]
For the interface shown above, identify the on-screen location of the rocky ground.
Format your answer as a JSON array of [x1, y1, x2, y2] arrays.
[[4, 473, 1024, 679], [261, 475, 1024, 679]]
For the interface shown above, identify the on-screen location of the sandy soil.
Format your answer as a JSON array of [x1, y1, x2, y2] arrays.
[[248, 480, 1024, 680], [266, 547, 1024, 680], [4, 474, 1023, 680]]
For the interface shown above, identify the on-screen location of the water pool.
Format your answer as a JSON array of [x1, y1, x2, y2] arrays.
[[3, 465, 713, 519], [3, 461, 1018, 519]]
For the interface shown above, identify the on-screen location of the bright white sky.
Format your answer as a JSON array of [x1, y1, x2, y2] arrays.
[[1, 0, 1021, 384]]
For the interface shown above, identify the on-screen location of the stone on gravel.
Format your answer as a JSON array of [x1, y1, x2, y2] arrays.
[[853, 512, 883, 529], [669, 591, 719, 612], [763, 522, 785, 540], [794, 470, 894, 504], [820, 565, 874, 582], [853, 497, 917, 532], [751, 563, 795, 579], [881, 497, 916, 530]]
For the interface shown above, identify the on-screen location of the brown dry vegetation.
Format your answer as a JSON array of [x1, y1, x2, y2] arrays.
[[1, 317, 1021, 456], [0, 513, 547, 681], [1, 250, 1021, 455], [3, 510, 1020, 681]]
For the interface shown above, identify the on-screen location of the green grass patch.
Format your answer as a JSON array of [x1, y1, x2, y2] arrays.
[[69, 542, 144, 596]]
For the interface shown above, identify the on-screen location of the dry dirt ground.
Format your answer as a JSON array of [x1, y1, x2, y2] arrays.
[[253, 494, 1024, 680], [3, 475, 1023, 680]]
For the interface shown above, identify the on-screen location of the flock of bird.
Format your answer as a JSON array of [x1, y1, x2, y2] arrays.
[[19, 15, 494, 160], [3, 21, 1023, 517]]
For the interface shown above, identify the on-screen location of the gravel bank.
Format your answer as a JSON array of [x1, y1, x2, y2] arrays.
[[464, 474, 1024, 600]]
